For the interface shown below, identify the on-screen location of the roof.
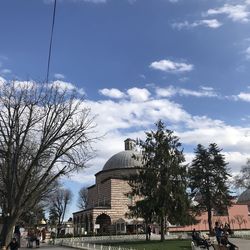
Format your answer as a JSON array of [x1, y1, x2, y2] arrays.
[[237, 188, 250, 204], [102, 150, 142, 171]]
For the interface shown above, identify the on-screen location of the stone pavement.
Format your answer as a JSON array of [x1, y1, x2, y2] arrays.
[[19, 238, 250, 250], [21, 243, 72, 250], [230, 238, 250, 250]]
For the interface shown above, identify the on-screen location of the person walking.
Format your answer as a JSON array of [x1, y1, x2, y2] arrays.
[[147, 225, 152, 240], [214, 221, 223, 244]]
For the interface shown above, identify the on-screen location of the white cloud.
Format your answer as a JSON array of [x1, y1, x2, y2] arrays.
[[0, 77, 6, 86], [11, 80, 37, 90], [172, 19, 222, 30], [200, 19, 223, 28], [155, 86, 177, 97], [156, 86, 218, 98], [0, 69, 11, 75], [99, 88, 125, 99], [179, 123, 250, 155], [54, 73, 65, 79], [237, 92, 250, 102], [127, 87, 151, 102], [80, 91, 250, 183], [85, 97, 190, 136], [49, 80, 85, 95], [150, 59, 194, 73], [245, 46, 250, 59], [179, 88, 217, 97], [206, 4, 250, 23], [27, 82, 242, 190], [3, 80, 241, 189]]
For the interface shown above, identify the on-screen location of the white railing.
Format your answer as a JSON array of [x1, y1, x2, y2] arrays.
[[54, 234, 146, 245], [54, 233, 190, 250], [233, 230, 250, 238], [60, 240, 137, 250]]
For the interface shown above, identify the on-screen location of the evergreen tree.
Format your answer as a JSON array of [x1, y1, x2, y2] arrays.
[[128, 120, 192, 241], [126, 198, 155, 240], [189, 143, 232, 234]]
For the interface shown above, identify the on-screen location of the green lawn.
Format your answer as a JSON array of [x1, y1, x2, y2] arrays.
[[103, 239, 192, 250]]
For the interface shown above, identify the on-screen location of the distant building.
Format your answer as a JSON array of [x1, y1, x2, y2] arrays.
[[73, 138, 143, 235], [169, 203, 250, 232], [73, 139, 250, 235], [237, 188, 250, 213], [169, 191, 250, 232]]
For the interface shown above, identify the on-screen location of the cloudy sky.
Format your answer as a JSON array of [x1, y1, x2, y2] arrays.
[[1, 0, 250, 215]]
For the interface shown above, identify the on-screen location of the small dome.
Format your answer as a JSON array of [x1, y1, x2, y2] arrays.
[[103, 150, 142, 171], [237, 189, 250, 204]]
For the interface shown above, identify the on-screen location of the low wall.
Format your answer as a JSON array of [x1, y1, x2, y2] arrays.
[[233, 230, 250, 238]]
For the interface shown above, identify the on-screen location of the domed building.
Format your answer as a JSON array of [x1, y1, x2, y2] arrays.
[[237, 188, 250, 214], [73, 138, 143, 235]]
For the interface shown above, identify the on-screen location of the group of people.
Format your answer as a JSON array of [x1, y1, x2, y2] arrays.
[[7, 226, 21, 250], [192, 221, 238, 250], [214, 221, 238, 250], [192, 228, 212, 250], [6, 228, 45, 250], [26, 229, 42, 248]]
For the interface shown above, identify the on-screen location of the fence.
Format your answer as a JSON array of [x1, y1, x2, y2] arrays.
[[59, 239, 137, 250], [54, 234, 187, 250], [54, 234, 146, 245]]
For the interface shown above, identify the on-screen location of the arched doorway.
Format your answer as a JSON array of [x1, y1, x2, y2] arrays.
[[95, 213, 111, 234]]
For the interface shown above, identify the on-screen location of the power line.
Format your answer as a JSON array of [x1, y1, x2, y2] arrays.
[[46, 0, 57, 83]]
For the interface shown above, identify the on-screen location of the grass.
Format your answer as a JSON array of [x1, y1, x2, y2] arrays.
[[102, 239, 192, 250]]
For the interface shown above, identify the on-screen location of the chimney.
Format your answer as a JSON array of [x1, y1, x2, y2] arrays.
[[124, 138, 136, 151]]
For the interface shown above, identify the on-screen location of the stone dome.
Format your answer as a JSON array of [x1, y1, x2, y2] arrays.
[[237, 188, 250, 204], [102, 150, 142, 171]]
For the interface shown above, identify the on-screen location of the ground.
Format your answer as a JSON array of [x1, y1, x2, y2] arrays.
[[19, 238, 249, 250]]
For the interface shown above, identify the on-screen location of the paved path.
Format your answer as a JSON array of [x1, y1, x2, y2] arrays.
[[230, 238, 250, 250], [21, 244, 72, 250], [20, 242, 72, 250], [19, 238, 250, 250]]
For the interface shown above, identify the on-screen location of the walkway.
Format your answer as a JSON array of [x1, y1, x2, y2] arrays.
[[19, 238, 250, 250], [21, 243, 71, 250], [230, 238, 250, 250]]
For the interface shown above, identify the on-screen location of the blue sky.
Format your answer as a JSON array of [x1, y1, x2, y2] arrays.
[[1, 0, 250, 217]]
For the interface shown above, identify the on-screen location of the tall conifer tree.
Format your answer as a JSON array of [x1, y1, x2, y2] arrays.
[[128, 120, 192, 241], [189, 143, 232, 234]]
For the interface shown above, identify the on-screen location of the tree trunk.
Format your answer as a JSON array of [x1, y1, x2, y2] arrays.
[[0, 216, 17, 247], [160, 216, 165, 241], [207, 208, 213, 235]]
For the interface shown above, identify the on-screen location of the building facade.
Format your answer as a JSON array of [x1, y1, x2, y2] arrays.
[[73, 139, 142, 235], [73, 139, 250, 235]]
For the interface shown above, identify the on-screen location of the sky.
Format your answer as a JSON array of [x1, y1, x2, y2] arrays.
[[1, 0, 250, 218]]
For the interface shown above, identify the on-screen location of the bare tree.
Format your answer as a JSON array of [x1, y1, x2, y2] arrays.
[[234, 159, 250, 189], [48, 187, 73, 235], [234, 215, 244, 229], [77, 186, 88, 210], [0, 81, 95, 245]]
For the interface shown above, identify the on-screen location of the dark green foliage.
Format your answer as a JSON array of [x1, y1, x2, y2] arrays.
[[189, 143, 232, 233], [128, 120, 193, 241]]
